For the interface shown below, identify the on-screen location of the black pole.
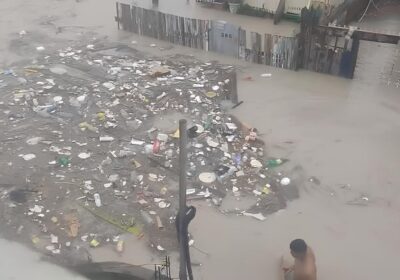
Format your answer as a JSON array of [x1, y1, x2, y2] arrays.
[[178, 119, 188, 280]]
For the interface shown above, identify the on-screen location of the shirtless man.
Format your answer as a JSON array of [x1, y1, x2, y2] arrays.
[[281, 239, 316, 280]]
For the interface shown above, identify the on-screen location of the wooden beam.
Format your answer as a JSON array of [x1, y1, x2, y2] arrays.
[[317, 25, 400, 45]]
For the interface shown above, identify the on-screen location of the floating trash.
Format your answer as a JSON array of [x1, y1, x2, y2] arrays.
[[78, 152, 91, 159], [22, 154, 36, 161], [199, 172, 217, 184], [280, 177, 291, 186]]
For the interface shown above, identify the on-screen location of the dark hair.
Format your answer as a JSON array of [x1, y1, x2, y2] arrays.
[[290, 239, 307, 253]]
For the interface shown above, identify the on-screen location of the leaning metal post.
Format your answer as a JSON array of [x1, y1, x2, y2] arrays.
[[178, 119, 188, 280]]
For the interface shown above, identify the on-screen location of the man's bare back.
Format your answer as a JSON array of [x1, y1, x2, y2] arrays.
[[281, 239, 317, 280]]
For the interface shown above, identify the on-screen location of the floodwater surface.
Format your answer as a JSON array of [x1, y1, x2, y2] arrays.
[[1, 1, 400, 280]]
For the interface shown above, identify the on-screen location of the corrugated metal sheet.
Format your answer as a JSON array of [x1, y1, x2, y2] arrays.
[[209, 21, 240, 58]]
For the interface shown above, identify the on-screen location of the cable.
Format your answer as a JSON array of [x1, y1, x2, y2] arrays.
[[176, 206, 196, 280], [358, 0, 379, 23]]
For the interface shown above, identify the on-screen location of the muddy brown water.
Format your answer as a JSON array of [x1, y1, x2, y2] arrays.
[[1, 0, 400, 279]]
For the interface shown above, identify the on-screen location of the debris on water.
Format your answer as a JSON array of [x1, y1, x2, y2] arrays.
[[58, 156, 70, 167], [26, 137, 44, 145], [308, 176, 321, 185], [148, 66, 170, 77], [158, 201, 169, 209], [206, 137, 219, 148], [116, 240, 124, 253], [0, 40, 297, 258], [9, 189, 29, 203], [94, 193, 102, 207], [102, 82, 115, 90], [99, 136, 114, 142], [131, 138, 145, 145], [199, 172, 217, 184], [90, 239, 100, 247], [205, 91, 217, 98], [266, 158, 288, 168], [50, 66, 67, 75], [280, 177, 291, 186], [50, 234, 59, 244], [79, 122, 98, 133], [36, 46, 45, 51], [156, 245, 165, 251], [53, 96, 63, 103], [186, 188, 196, 195], [78, 152, 91, 159], [245, 128, 258, 141], [65, 213, 80, 237], [141, 210, 154, 224], [242, 212, 266, 221], [260, 73, 272, 78], [22, 154, 36, 161], [156, 216, 164, 230], [250, 159, 262, 168], [30, 205, 43, 213]]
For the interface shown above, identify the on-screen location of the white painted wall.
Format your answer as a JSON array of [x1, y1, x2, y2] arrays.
[[243, 0, 280, 13], [284, 0, 311, 15], [312, 0, 346, 7]]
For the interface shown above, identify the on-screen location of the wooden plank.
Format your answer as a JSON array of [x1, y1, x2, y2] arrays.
[[317, 25, 400, 45]]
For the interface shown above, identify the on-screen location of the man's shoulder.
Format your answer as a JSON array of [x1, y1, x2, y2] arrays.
[[307, 246, 316, 262]]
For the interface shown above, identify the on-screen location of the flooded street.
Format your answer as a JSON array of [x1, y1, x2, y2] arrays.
[[1, 0, 399, 280], [0, 238, 87, 280]]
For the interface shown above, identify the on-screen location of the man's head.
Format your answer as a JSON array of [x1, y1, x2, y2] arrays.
[[290, 239, 308, 260]]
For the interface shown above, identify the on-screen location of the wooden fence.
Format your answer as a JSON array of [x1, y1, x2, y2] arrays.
[[116, 3, 299, 71], [117, 4, 209, 50]]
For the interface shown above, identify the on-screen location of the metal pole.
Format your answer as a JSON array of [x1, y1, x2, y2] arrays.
[[178, 119, 188, 280]]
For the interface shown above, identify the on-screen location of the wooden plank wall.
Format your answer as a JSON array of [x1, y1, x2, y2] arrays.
[[302, 27, 351, 77], [126, 5, 208, 50], [117, 3, 299, 70]]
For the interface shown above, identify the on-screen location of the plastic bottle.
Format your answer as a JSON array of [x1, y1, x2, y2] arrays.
[[58, 156, 70, 167], [234, 153, 242, 166], [266, 158, 285, 168], [94, 193, 102, 207]]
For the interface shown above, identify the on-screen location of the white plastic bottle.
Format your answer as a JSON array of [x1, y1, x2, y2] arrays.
[[94, 193, 102, 207]]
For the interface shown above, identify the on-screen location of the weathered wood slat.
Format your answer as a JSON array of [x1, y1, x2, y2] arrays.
[[118, 3, 298, 70]]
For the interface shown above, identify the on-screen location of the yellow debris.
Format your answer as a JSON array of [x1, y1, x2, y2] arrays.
[[90, 239, 100, 247], [205, 91, 217, 98], [171, 129, 180, 138], [97, 112, 106, 121]]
